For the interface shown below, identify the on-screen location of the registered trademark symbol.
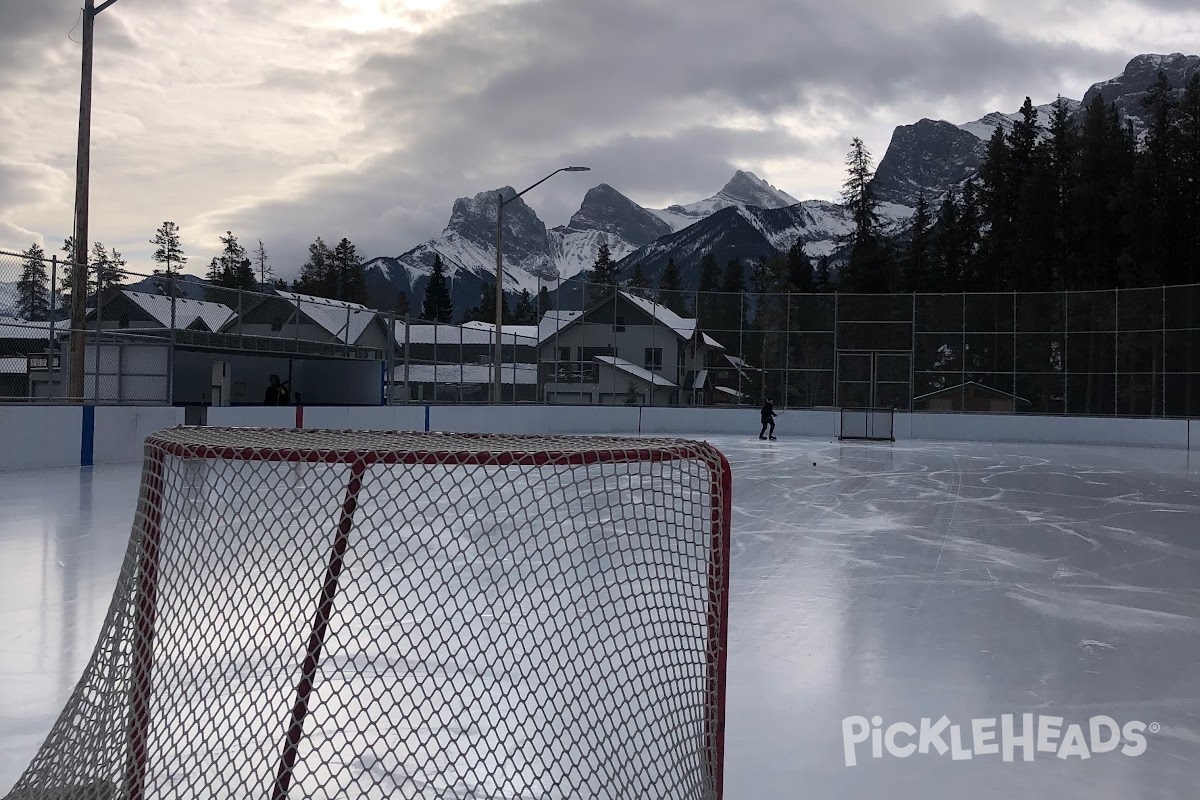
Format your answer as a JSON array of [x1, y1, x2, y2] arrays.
[[1149, 722, 1161, 734]]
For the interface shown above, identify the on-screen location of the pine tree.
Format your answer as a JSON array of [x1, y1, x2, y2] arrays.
[[625, 263, 651, 297], [696, 252, 721, 325], [332, 238, 367, 304], [254, 240, 273, 288], [296, 237, 333, 297], [464, 281, 499, 324], [211, 231, 250, 290], [16, 244, 50, 321], [785, 239, 814, 292], [421, 254, 453, 323], [90, 242, 126, 291], [656, 256, 688, 315], [395, 291, 411, 317], [513, 289, 536, 324], [589, 242, 620, 288], [1176, 73, 1200, 285], [150, 221, 187, 276], [839, 137, 893, 292], [932, 189, 964, 291], [900, 194, 933, 292], [813, 257, 833, 292], [537, 285, 552, 316], [959, 179, 983, 289]]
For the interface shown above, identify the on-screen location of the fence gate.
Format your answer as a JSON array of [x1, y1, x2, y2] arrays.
[[836, 350, 911, 410]]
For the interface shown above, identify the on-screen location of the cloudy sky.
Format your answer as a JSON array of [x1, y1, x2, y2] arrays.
[[0, 0, 1197, 278]]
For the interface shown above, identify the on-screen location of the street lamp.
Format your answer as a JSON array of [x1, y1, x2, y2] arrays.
[[493, 166, 590, 403]]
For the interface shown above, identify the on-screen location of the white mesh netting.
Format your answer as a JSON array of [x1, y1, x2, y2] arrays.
[[6, 428, 731, 800]]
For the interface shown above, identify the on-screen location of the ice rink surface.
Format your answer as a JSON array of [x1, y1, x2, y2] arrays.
[[1, 433, 1198, 798]]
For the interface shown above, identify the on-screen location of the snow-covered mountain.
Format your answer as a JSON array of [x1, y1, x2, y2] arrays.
[[365, 52, 1200, 316], [651, 170, 799, 231]]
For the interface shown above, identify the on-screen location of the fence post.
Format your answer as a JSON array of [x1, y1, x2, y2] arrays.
[[49, 255, 58, 353], [93, 264, 103, 403], [1063, 289, 1069, 414], [387, 311, 396, 406], [1113, 287, 1119, 416], [168, 272, 177, 406], [403, 314, 411, 404], [910, 292, 916, 413]]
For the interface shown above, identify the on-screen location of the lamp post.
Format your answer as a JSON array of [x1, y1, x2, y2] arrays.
[[69, 0, 124, 402], [493, 166, 590, 403]]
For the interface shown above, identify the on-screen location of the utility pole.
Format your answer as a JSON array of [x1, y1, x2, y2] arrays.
[[70, 0, 122, 402]]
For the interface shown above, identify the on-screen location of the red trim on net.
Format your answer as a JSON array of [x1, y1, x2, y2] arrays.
[[125, 447, 167, 800], [271, 460, 366, 800], [707, 452, 733, 800], [147, 440, 716, 470]]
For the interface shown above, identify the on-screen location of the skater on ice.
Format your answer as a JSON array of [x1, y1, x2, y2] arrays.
[[759, 398, 778, 440]]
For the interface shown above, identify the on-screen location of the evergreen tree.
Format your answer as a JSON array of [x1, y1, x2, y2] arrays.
[[464, 281, 500, 324], [958, 179, 983, 289], [932, 189, 964, 291], [253, 240, 273, 287], [813, 257, 833, 292], [150, 221, 187, 276], [332, 237, 367, 304], [1075, 97, 1134, 288], [513, 289, 536, 324], [421, 254, 453, 323], [16, 244, 50, 321], [1041, 98, 1080, 289], [839, 137, 893, 292], [208, 231, 251, 290], [589, 242, 620, 288], [90, 242, 127, 290], [696, 252, 721, 325], [395, 290, 411, 317], [537, 285, 552, 316], [785, 239, 814, 292], [1176, 73, 1200, 285], [625, 263, 652, 297], [656, 256, 688, 315], [900, 194, 933, 292], [296, 237, 333, 297]]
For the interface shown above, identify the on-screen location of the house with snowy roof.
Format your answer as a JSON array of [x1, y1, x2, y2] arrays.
[[85, 289, 237, 332], [226, 290, 391, 348], [536, 290, 748, 405]]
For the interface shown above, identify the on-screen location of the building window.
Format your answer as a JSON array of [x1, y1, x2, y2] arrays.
[[557, 347, 570, 362], [271, 315, 283, 332], [614, 315, 625, 332], [645, 347, 663, 370]]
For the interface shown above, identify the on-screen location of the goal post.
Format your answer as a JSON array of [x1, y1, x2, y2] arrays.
[[838, 407, 896, 442], [7, 428, 732, 800]]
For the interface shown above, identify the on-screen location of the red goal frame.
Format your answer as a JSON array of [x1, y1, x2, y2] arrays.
[[127, 429, 733, 800]]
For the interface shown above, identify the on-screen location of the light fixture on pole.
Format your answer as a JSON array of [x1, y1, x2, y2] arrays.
[[494, 166, 590, 403]]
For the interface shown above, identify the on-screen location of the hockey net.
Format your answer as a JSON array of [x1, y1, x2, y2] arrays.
[[6, 428, 731, 800]]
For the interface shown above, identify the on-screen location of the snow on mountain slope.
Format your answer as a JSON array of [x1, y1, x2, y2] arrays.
[[651, 170, 800, 231], [958, 98, 1081, 141], [549, 227, 639, 282]]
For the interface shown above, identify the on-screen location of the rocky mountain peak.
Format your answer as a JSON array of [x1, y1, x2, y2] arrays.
[[872, 119, 987, 208], [1081, 53, 1200, 138], [445, 187, 549, 252], [716, 170, 799, 209], [566, 184, 673, 246]]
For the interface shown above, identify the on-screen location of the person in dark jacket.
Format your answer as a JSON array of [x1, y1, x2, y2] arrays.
[[759, 399, 778, 440], [264, 374, 290, 406]]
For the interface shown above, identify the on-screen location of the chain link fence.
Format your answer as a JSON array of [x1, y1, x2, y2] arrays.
[[2, 247, 1198, 416]]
